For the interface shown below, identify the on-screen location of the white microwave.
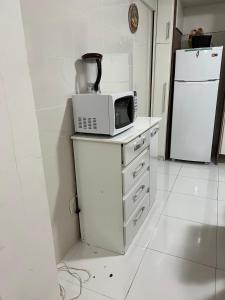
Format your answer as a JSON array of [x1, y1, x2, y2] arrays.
[[72, 91, 137, 136]]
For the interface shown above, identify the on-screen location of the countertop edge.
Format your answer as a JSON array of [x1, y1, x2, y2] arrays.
[[71, 117, 161, 144]]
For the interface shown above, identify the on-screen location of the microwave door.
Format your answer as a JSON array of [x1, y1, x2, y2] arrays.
[[114, 96, 134, 129]]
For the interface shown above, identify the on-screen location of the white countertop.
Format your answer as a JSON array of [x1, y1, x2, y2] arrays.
[[71, 117, 161, 144]]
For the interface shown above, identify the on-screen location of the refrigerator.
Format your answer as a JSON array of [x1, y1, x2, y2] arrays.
[[170, 47, 223, 163]]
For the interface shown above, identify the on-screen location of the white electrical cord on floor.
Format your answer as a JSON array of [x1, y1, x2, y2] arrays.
[[57, 262, 91, 300]]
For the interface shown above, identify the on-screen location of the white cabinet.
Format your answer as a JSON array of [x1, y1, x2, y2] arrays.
[[156, 0, 175, 44], [150, 124, 159, 205], [152, 43, 172, 157], [152, 44, 171, 116], [151, 0, 175, 158], [72, 117, 160, 254]]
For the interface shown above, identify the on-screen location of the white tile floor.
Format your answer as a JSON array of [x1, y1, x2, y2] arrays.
[[58, 160, 225, 300]]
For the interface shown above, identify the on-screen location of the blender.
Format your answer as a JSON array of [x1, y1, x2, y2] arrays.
[[82, 53, 103, 93]]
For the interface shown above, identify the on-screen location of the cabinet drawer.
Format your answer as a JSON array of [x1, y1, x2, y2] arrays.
[[123, 148, 150, 195], [124, 193, 150, 249], [123, 130, 150, 166], [150, 124, 159, 171], [123, 171, 150, 222], [156, 0, 174, 44]]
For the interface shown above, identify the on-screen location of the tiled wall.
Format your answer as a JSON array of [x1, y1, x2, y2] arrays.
[[20, 0, 154, 262], [0, 0, 59, 299]]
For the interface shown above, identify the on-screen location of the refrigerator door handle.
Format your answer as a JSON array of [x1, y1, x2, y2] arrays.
[[162, 82, 167, 114], [166, 22, 170, 40]]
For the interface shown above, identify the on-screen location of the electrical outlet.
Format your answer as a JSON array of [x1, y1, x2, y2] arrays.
[[69, 196, 76, 215]]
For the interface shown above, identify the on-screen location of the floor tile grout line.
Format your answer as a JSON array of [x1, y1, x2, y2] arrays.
[[125, 189, 173, 299], [215, 164, 219, 300], [150, 162, 223, 297], [58, 276, 116, 300], [162, 213, 217, 227], [152, 163, 219, 278], [146, 167, 180, 249], [133, 163, 220, 299], [160, 163, 219, 278], [177, 174, 219, 182], [163, 189, 218, 201], [146, 164, 182, 248], [81, 286, 116, 300], [79, 286, 116, 300], [146, 194, 171, 249], [215, 165, 219, 299], [147, 248, 217, 270], [124, 248, 148, 300], [168, 164, 183, 197], [140, 163, 218, 297], [169, 166, 183, 192], [166, 190, 219, 202], [61, 161, 223, 300]]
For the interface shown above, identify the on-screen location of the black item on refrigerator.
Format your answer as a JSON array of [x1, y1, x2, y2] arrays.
[[191, 35, 212, 48]]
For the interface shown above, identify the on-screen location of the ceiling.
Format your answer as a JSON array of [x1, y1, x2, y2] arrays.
[[181, 0, 225, 8]]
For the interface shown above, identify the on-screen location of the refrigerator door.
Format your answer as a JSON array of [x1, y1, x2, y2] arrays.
[[175, 47, 223, 81], [170, 80, 219, 162]]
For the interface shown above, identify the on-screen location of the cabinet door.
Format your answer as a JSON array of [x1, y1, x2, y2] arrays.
[[220, 115, 225, 155], [156, 0, 174, 44], [150, 125, 159, 206], [150, 125, 159, 171], [152, 43, 172, 158]]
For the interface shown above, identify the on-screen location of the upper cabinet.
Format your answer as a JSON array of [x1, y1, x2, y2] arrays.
[[151, 0, 176, 158], [156, 0, 175, 44], [152, 43, 172, 157]]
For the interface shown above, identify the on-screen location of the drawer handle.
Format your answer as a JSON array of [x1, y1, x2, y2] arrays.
[[134, 138, 146, 151], [133, 207, 145, 226], [133, 185, 145, 203], [151, 127, 159, 137], [133, 161, 145, 178]]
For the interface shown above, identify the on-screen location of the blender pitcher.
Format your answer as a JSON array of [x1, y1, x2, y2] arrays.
[[82, 53, 103, 93]]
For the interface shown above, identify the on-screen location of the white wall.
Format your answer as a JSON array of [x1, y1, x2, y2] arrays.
[[176, 0, 184, 33], [20, 0, 154, 262], [0, 0, 60, 299], [183, 2, 225, 34]]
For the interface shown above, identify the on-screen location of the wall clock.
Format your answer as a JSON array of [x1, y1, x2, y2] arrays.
[[128, 3, 139, 34]]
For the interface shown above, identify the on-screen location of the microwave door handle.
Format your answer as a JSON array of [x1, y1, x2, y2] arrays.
[[94, 58, 102, 92]]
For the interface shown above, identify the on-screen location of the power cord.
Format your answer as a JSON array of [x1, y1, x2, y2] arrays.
[[57, 262, 91, 299]]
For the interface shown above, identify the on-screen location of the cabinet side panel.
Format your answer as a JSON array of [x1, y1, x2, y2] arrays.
[[73, 140, 124, 253]]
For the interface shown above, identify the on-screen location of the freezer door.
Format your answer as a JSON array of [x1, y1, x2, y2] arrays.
[[170, 81, 219, 162], [175, 47, 223, 81]]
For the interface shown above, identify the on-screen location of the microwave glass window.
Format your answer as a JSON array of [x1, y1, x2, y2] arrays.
[[115, 96, 134, 129]]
